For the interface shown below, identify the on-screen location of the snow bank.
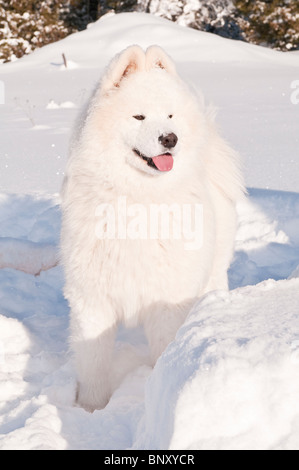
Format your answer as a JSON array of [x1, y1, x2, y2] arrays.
[[230, 189, 299, 288], [0, 238, 58, 274], [0, 195, 60, 274], [46, 100, 76, 110], [138, 279, 299, 450]]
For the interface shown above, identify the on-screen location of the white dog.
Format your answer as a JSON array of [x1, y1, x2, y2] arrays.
[[61, 45, 245, 411]]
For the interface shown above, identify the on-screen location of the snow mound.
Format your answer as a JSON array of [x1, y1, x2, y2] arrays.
[[0, 195, 60, 274], [138, 279, 299, 450], [0, 238, 58, 275], [46, 100, 76, 110]]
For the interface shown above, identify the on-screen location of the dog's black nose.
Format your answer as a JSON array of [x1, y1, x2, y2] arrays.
[[159, 133, 178, 149]]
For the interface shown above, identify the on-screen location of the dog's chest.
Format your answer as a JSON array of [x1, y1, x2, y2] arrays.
[[99, 234, 211, 320]]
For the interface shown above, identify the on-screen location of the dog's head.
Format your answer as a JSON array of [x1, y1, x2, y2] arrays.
[[83, 45, 204, 182]]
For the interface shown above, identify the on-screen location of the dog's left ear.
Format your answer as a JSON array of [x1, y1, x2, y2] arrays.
[[100, 45, 145, 95], [145, 46, 177, 75]]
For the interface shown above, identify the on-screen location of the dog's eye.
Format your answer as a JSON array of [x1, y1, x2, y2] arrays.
[[133, 115, 145, 121], [168, 114, 173, 119]]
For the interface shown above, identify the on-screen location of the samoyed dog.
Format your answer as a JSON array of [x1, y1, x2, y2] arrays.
[[61, 45, 245, 411]]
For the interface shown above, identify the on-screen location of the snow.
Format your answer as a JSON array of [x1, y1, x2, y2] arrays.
[[137, 279, 299, 450], [0, 12, 298, 450]]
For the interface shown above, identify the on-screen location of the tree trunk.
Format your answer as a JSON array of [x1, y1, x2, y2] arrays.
[[89, 0, 99, 21]]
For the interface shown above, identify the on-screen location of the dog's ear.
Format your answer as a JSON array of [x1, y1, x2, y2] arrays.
[[100, 45, 145, 95], [145, 46, 177, 75]]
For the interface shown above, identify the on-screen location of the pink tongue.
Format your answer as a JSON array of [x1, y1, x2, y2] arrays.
[[152, 154, 173, 172]]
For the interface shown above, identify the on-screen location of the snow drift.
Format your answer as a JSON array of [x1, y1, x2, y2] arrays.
[[138, 280, 299, 450]]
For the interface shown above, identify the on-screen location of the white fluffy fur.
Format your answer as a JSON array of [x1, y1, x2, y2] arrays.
[[61, 45, 245, 411]]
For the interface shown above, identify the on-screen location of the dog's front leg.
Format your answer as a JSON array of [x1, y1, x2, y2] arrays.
[[144, 304, 188, 365], [70, 302, 117, 412]]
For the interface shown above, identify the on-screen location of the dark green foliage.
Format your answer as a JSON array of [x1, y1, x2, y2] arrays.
[[0, 0, 69, 62], [235, 0, 299, 51], [99, 1, 138, 14]]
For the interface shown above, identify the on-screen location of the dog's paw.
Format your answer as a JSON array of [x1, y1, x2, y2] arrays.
[[75, 382, 110, 412]]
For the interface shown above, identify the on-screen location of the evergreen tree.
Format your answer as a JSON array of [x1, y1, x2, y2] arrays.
[[0, 0, 70, 62], [99, 0, 138, 15], [0, 0, 92, 63], [235, 0, 299, 51], [139, 0, 243, 39], [141, 0, 299, 50]]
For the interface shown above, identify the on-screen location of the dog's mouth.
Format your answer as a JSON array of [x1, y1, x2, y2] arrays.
[[133, 149, 173, 172]]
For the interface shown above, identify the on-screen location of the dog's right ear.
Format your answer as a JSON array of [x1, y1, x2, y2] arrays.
[[145, 46, 177, 76], [100, 46, 145, 95]]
